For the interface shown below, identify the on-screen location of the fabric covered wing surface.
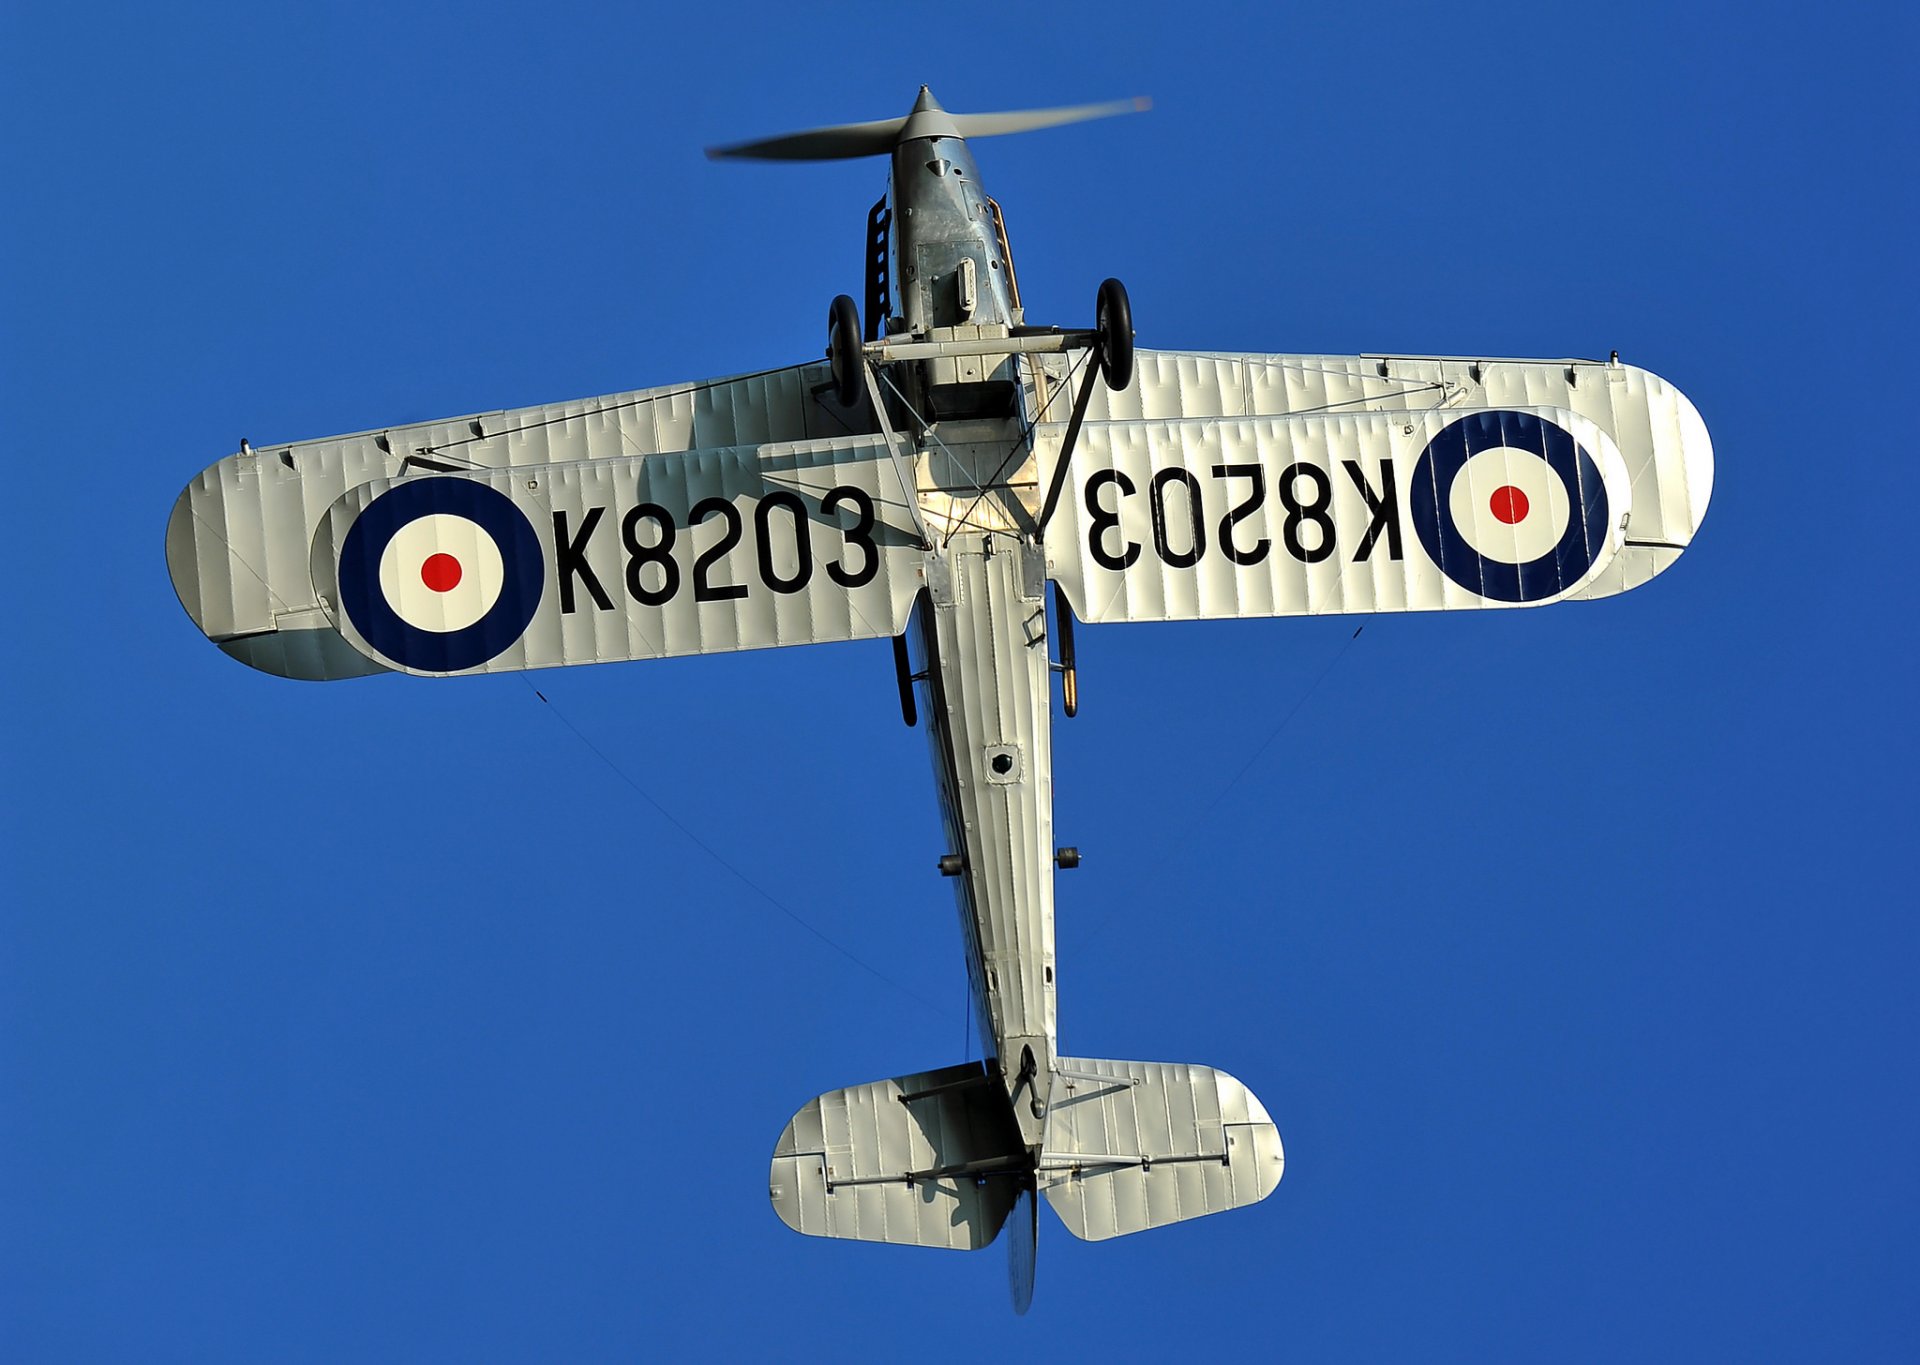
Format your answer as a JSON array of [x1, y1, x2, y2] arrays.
[[166, 361, 873, 678], [309, 435, 922, 676], [1043, 407, 1633, 622], [1038, 349, 1709, 623]]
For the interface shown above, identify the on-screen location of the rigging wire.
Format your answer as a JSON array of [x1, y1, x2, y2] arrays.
[[517, 676, 951, 1019], [417, 360, 816, 458], [185, 507, 299, 619], [1075, 623, 1368, 951], [1192, 624, 1367, 826]]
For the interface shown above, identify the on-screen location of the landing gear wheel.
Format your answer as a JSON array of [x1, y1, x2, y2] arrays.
[[1095, 277, 1134, 391], [828, 294, 862, 407]]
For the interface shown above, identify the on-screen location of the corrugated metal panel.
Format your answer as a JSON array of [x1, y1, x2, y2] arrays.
[[1044, 406, 1633, 624], [1038, 1057, 1283, 1242], [769, 1063, 1024, 1250]]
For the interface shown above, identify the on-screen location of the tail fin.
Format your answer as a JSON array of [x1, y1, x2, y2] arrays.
[[1038, 1057, 1283, 1241]]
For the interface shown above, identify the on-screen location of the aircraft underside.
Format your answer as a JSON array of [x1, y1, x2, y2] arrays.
[[164, 87, 1712, 1312]]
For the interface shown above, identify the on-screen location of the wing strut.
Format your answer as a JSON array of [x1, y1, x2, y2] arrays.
[[828, 292, 933, 550], [1034, 278, 1132, 538], [859, 356, 935, 551], [1032, 346, 1108, 538]]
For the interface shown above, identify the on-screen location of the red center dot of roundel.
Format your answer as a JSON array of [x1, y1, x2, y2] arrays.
[[1489, 486, 1530, 525], [420, 553, 463, 593]]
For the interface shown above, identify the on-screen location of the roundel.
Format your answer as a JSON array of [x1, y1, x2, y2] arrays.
[[1408, 411, 1610, 603], [336, 478, 544, 671]]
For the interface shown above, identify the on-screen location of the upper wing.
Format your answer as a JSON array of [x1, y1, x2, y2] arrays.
[[1040, 350, 1712, 623], [166, 361, 895, 678]]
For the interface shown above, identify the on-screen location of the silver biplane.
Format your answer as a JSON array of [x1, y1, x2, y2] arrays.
[[167, 89, 1712, 1311]]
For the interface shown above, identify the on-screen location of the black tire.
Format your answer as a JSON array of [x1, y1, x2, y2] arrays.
[[828, 294, 861, 407], [1095, 277, 1134, 391]]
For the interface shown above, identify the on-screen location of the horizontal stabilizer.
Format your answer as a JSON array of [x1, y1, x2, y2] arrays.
[[770, 1062, 1027, 1250], [1038, 1057, 1283, 1241]]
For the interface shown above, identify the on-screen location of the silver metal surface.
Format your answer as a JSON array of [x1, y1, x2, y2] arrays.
[[867, 330, 1089, 363], [918, 533, 1057, 1149]]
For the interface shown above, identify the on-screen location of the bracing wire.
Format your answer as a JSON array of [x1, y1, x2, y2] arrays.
[[1192, 624, 1367, 826], [1076, 623, 1368, 951], [416, 361, 816, 458], [518, 677, 951, 1019]]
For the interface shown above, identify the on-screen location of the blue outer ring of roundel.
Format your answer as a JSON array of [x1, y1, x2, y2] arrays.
[[1408, 410, 1610, 603], [336, 478, 544, 672]]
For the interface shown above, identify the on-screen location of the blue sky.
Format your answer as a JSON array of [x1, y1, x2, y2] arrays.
[[3, 1, 1915, 1359]]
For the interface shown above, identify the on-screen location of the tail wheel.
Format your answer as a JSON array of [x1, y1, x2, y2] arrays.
[[1095, 277, 1133, 391], [891, 632, 917, 728], [1053, 583, 1078, 719], [828, 294, 862, 406]]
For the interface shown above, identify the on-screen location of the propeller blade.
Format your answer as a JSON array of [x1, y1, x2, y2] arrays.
[[951, 96, 1151, 141], [705, 117, 908, 162], [707, 91, 1150, 163]]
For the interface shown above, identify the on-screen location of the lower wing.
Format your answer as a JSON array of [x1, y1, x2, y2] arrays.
[[164, 361, 917, 678], [1040, 350, 1711, 623]]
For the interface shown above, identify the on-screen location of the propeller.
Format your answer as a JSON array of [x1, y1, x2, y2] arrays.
[[706, 86, 1149, 162]]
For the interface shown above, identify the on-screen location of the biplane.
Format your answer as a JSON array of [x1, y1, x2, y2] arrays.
[[166, 88, 1712, 1311]]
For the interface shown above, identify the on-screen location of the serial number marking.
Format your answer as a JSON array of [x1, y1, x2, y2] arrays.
[[552, 484, 880, 613], [1083, 459, 1403, 571]]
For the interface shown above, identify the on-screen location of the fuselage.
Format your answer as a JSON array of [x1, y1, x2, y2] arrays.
[[882, 114, 1059, 1150], [887, 131, 1018, 331]]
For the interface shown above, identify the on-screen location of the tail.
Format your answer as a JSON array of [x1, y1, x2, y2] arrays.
[[769, 1055, 1281, 1311]]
